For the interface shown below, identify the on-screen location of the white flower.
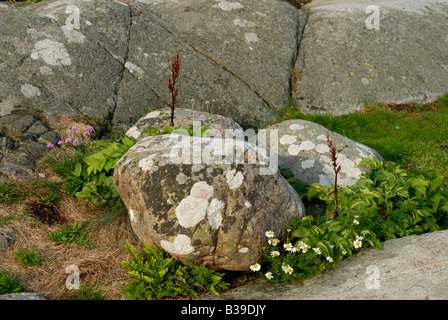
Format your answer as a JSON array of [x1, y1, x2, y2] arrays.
[[283, 243, 293, 251], [265, 272, 273, 279], [353, 219, 359, 225], [282, 264, 293, 274], [326, 256, 333, 263], [355, 235, 364, 241], [270, 250, 280, 258], [313, 248, 321, 255], [268, 238, 279, 246], [302, 246, 309, 253], [298, 241, 309, 249], [291, 247, 298, 253], [353, 239, 362, 249], [342, 250, 347, 255], [354, 215, 359, 219], [250, 263, 261, 272], [265, 230, 275, 238]]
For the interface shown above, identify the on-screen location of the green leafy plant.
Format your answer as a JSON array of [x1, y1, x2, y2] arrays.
[[307, 158, 448, 239], [121, 241, 229, 300], [258, 158, 448, 284], [69, 281, 106, 300], [63, 132, 136, 206], [13, 245, 45, 267], [0, 271, 28, 295], [48, 221, 95, 249]]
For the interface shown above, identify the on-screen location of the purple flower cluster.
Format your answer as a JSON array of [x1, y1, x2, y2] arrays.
[[47, 125, 94, 148]]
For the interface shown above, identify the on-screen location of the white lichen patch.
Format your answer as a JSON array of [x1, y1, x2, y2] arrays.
[[301, 159, 315, 169], [175, 181, 214, 228], [214, 0, 243, 11], [126, 126, 141, 139], [138, 154, 156, 171], [299, 141, 315, 151], [21, 84, 41, 98], [176, 196, 209, 228], [31, 39, 72, 66], [175, 172, 188, 185], [142, 110, 161, 120], [280, 134, 296, 145], [160, 234, 195, 255], [288, 144, 300, 155], [245, 33, 259, 44], [316, 134, 327, 141], [289, 123, 305, 130], [316, 143, 330, 154], [39, 65, 53, 75], [238, 247, 249, 253], [226, 169, 244, 189], [190, 181, 214, 200], [207, 199, 224, 230], [244, 200, 252, 208]]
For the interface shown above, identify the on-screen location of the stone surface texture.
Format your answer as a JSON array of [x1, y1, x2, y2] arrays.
[[113, 133, 305, 271], [201, 230, 448, 300], [126, 107, 243, 141], [266, 119, 383, 187], [295, 0, 448, 115]]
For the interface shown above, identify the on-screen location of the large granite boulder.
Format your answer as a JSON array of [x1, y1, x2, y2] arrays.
[[265, 119, 383, 187], [295, 0, 448, 115], [113, 133, 305, 271], [1, 0, 307, 130]]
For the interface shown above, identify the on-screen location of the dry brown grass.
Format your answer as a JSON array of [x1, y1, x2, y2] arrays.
[[0, 184, 141, 300]]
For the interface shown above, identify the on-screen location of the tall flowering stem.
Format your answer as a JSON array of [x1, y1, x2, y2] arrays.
[[168, 51, 181, 127], [326, 130, 342, 219]]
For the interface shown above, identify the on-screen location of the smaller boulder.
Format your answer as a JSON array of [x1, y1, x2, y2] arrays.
[[125, 108, 243, 141], [266, 119, 383, 187]]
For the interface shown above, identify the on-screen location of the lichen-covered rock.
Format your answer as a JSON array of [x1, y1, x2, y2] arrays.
[[126, 108, 243, 142], [113, 134, 305, 271], [266, 119, 383, 187]]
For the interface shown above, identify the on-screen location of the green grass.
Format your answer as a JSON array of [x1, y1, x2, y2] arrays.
[[0, 270, 28, 295], [280, 92, 448, 185]]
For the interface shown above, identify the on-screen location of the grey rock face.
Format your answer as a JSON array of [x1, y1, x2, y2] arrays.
[[295, 0, 448, 115], [0, 293, 49, 300], [0, 226, 16, 252], [202, 230, 448, 300], [266, 119, 383, 187], [0, 114, 60, 181], [0, 0, 307, 130]]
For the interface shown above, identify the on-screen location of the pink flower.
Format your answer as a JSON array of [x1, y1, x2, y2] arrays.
[[47, 143, 54, 148], [65, 138, 72, 144], [190, 98, 195, 103], [205, 100, 209, 105], [72, 140, 80, 146], [57, 140, 64, 145], [83, 131, 90, 137], [86, 126, 94, 132], [71, 126, 78, 132]]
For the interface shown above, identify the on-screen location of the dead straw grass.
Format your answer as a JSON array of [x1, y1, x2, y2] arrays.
[[0, 185, 141, 300]]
